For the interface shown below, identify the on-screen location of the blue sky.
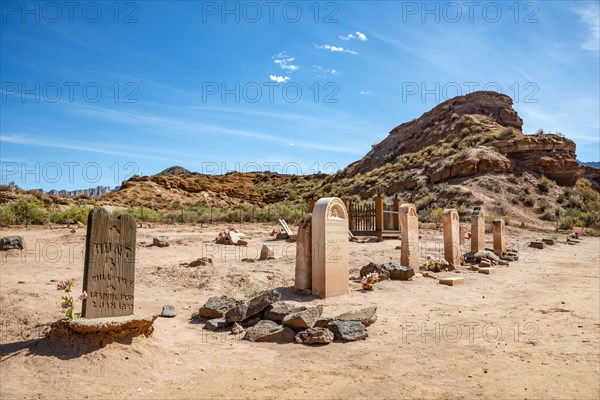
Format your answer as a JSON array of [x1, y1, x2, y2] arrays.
[[1, 0, 599, 191]]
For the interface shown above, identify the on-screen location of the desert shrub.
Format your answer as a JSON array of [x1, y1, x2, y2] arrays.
[[51, 205, 91, 224], [581, 210, 600, 230], [523, 196, 535, 207], [537, 175, 555, 193], [537, 198, 551, 213], [498, 127, 515, 139], [113, 207, 162, 222], [540, 211, 557, 221], [0, 204, 16, 226], [428, 207, 444, 227], [559, 215, 577, 230], [1, 198, 49, 225]]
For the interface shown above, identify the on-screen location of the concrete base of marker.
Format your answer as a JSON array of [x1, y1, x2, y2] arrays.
[[439, 277, 465, 286], [49, 314, 157, 348], [478, 267, 496, 275]]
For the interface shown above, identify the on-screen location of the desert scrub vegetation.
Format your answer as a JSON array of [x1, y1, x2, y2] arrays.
[[556, 181, 600, 232], [537, 175, 556, 193], [50, 205, 91, 224], [0, 198, 49, 226]]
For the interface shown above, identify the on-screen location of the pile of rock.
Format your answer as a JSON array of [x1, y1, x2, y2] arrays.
[[464, 250, 514, 268], [196, 290, 376, 344], [359, 262, 415, 281]]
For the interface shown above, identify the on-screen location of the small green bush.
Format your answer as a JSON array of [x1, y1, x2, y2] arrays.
[[1, 198, 49, 225]]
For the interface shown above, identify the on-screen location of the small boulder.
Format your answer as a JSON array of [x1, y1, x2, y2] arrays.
[[204, 318, 230, 331], [295, 328, 334, 344], [259, 245, 275, 260], [360, 262, 415, 281], [315, 316, 334, 328], [0, 236, 25, 251], [243, 320, 295, 343], [328, 320, 368, 342], [153, 236, 169, 247], [198, 296, 238, 319], [529, 241, 544, 249], [231, 322, 244, 334], [225, 290, 281, 322], [187, 257, 213, 267], [264, 302, 307, 323], [335, 306, 377, 327], [160, 305, 176, 318], [282, 305, 323, 331]]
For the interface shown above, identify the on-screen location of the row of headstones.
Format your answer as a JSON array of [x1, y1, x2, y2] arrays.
[[80, 202, 507, 318], [296, 198, 507, 299]]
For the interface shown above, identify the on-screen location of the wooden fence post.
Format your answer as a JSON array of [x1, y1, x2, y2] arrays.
[[375, 195, 384, 240]]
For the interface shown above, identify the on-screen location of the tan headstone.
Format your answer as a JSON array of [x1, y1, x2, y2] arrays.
[[82, 208, 136, 318], [492, 219, 505, 256], [399, 203, 420, 271], [311, 198, 349, 298], [295, 213, 312, 291], [478, 267, 496, 275], [470, 207, 485, 253], [442, 209, 461, 268]]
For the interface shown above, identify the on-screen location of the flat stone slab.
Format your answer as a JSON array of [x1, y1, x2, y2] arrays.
[[49, 314, 157, 347], [327, 320, 368, 342], [529, 241, 544, 249], [295, 327, 334, 344], [334, 306, 377, 327], [243, 320, 295, 343], [542, 239, 555, 245], [478, 267, 496, 275], [199, 296, 239, 319], [439, 277, 465, 286]]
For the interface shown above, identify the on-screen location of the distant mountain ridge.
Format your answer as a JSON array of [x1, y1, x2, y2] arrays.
[[46, 186, 114, 198], [579, 160, 600, 168]]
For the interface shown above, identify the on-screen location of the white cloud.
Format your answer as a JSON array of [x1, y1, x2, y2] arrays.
[[314, 65, 339, 76], [360, 90, 371, 95], [575, 5, 600, 51], [269, 75, 290, 83], [273, 52, 299, 72], [316, 44, 358, 55], [339, 31, 367, 41]]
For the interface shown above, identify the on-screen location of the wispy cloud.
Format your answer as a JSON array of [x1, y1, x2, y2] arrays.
[[269, 75, 290, 83], [340, 31, 368, 41], [273, 51, 299, 72], [1, 133, 175, 162], [316, 44, 358, 55], [360, 90, 371, 95], [314, 65, 339, 76], [575, 5, 600, 51], [61, 103, 363, 154]]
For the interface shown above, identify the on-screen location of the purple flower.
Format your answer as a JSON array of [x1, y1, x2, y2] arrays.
[[56, 280, 67, 291], [78, 291, 88, 301]]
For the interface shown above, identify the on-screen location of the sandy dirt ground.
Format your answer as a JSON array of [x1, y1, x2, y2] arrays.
[[1, 222, 599, 400]]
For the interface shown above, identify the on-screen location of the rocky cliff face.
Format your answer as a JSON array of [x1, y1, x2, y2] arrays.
[[337, 91, 581, 188], [46, 186, 113, 198]]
